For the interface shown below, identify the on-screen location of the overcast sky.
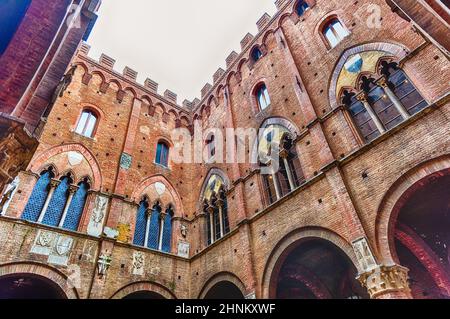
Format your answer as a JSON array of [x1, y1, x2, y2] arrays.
[[87, 0, 278, 102]]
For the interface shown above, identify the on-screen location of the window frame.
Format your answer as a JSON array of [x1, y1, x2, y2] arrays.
[[255, 83, 271, 111], [155, 141, 170, 168], [321, 17, 350, 49], [75, 109, 99, 138]]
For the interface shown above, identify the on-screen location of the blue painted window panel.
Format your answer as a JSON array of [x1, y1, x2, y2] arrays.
[[22, 172, 51, 222], [251, 47, 262, 62], [42, 177, 70, 227], [133, 201, 148, 246], [63, 183, 88, 231], [161, 211, 173, 253], [147, 207, 161, 249]]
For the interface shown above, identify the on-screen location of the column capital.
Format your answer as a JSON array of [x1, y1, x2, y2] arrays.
[[69, 185, 78, 194], [357, 264, 411, 299], [279, 149, 289, 159], [50, 180, 60, 188], [356, 92, 368, 102], [145, 208, 153, 218], [376, 76, 389, 88]]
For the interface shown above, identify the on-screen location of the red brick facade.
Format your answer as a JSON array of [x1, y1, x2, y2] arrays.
[[0, 0, 449, 299]]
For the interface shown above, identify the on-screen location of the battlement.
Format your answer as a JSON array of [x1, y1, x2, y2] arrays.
[[77, 0, 294, 117]]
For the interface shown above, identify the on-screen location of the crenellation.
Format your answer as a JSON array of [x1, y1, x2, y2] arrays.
[[257, 13, 272, 31], [240, 32, 255, 50], [144, 78, 159, 93], [201, 83, 213, 99], [123, 66, 138, 81], [213, 68, 226, 84], [99, 53, 116, 69], [164, 89, 178, 104]]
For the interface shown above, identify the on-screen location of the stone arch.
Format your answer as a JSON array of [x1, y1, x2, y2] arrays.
[[198, 272, 247, 299], [328, 42, 409, 109], [198, 168, 231, 204], [132, 175, 184, 217], [110, 281, 176, 299], [261, 227, 359, 298], [0, 262, 79, 299], [250, 116, 300, 167], [375, 154, 450, 265], [28, 143, 102, 190], [108, 79, 122, 92]]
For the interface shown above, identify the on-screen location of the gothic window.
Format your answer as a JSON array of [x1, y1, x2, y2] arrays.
[[251, 47, 263, 63], [206, 134, 216, 159], [203, 175, 230, 246], [381, 61, 427, 115], [255, 83, 271, 111], [339, 57, 428, 144], [62, 179, 90, 231], [0, 0, 31, 55], [259, 124, 305, 205], [147, 202, 162, 250], [295, 0, 310, 16], [133, 198, 149, 247], [342, 90, 381, 142], [161, 206, 174, 253], [155, 141, 170, 167], [75, 110, 98, 138], [41, 174, 73, 227], [22, 168, 54, 222], [322, 18, 349, 48]]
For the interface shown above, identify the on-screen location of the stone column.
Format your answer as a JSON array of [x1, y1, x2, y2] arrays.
[[280, 149, 296, 191], [378, 76, 410, 120], [37, 180, 59, 223], [217, 198, 225, 238], [207, 205, 215, 244], [357, 93, 386, 134], [158, 212, 166, 251], [144, 208, 152, 248], [271, 169, 282, 201], [58, 185, 78, 227], [358, 264, 412, 299]]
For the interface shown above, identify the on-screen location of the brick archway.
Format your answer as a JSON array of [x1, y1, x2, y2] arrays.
[[261, 227, 360, 299], [375, 155, 450, 265], [0, 262, 79, 299], [198, 272, 247, 299], [28, 143, 102, 190], [110, 281, 177, 299]]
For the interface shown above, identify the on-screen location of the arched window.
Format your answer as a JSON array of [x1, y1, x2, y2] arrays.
[[340, 58, 427, 144], [155, 141, 170, 167], [206, 134, 216, 159], [295, 0, 310, 16], [322, 18, 349, 48], [0, 0, 31, 55], [255, 83, 271, 111], [62, 179, 90, 231], [161, 206, 174, 253], [342, 90, 381, 142], [133, 198, 149, 247], [251, 47, 263, 63], [22, 168, 54, 222], [147, 202, 162, 250], [259, 125, 305, 205], [41, 174, 73, 227], [203, 175, 230, 246], [75, 110, 98, 138]]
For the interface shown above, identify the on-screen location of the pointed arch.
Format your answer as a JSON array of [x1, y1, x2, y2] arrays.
[[328, 42, 409, 109], [28, 143, 102, 190]]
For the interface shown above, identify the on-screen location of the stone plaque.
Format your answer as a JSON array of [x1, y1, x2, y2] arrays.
[[120, 153, 132, 170], [87, 195, 108, 237], [177, 241, 190, 258]]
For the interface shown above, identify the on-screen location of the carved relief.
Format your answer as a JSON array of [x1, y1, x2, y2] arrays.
[[177, 241, 190, 258], [352, 237, 378, 273], [87, 195, 108, 237], [31, 230, 74, 266], [132, 251, 145, 276]]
